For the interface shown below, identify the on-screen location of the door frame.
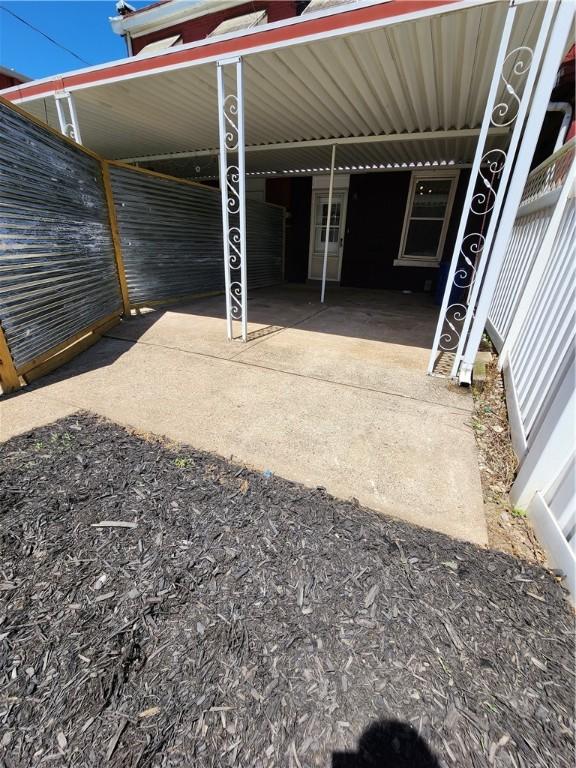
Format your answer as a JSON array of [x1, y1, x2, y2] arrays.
[[307, 186, 349, 282]]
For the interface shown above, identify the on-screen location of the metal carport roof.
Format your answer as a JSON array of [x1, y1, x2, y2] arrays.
[[0, 0, 545, 177]]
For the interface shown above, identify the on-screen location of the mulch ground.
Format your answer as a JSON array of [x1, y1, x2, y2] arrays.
[[0, 413, 574, 768], [472, 355, 545, 564]]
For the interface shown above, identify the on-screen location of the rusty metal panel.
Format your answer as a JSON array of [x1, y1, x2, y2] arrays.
[[0, 101, 122, 370]]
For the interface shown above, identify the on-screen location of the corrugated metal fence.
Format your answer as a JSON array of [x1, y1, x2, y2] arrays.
[[487, 140, 575, 597], [0, 100, 123, 386], [108, 165, 224, 306], [246, 200, 284, 290], [108, 164, 284, 307], [0, 98, 285, 393]]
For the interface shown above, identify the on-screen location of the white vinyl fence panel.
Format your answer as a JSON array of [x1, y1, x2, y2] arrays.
[[487, 140, 575, 598], [487, 140, 573, 351]]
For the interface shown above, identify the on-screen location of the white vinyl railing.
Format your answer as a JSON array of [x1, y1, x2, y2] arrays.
[[487, 140, 575, 598], [487, 140, 574, 351]]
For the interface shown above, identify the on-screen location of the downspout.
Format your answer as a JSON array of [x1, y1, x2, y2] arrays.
[[548, 102, 572, 151], [124, 32, 133, 56]]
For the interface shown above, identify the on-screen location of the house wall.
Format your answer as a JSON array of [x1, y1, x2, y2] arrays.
[[272, 170, 469, 292], [266, 177, 311, 283], [0, 71, 27, 90], [131, 1, 298, 53], [342, 170, 469, 291]]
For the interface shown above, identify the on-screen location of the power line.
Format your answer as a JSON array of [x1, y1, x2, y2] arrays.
[[0, 5, 92, 66]]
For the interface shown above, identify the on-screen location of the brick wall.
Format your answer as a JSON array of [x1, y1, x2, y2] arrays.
[[131, 1, 298, 54]]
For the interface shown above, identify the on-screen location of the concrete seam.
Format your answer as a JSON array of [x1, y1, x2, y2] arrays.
[[102, 333, 472, 414]]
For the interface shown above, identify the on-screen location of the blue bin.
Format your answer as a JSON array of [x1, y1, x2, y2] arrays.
[[435, 261, 462, 305]]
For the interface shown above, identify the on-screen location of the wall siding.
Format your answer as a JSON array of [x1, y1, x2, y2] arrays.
[[267, 176, 311, 283], [304, 170, 470, 292]]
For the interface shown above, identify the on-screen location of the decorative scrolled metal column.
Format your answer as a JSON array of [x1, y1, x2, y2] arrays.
[[457, 0, 575, 383], [217, 57, 248, 342], [54, 90, 82, 144], [428, 1, 555, 378]]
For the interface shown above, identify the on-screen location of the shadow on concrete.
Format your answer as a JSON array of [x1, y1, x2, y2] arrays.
[[332, 720, 440, 767], [112, 284, 441, 348], [5, 284, 441, 399]]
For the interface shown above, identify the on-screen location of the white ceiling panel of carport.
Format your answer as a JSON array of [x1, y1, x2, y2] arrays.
[[17, 1, 544, 163]]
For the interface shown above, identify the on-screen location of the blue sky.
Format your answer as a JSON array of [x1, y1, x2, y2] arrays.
[[0, 1, 149, 79]]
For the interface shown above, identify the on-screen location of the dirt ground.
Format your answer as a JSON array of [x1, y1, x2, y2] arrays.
[[472, 355, 546, 565], [0, 414, 574, 768]]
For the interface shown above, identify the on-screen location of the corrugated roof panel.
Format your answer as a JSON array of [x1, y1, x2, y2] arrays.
[[302, 0, 357, 14], [139, 131, 506, 179], [14, 1, 544, 166]]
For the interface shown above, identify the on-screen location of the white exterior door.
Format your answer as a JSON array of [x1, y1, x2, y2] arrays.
[[308, 190, 347, 281]]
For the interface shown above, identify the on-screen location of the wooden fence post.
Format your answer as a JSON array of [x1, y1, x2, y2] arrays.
[[0, 322, 20, 393], [101, 160, 131, 316]]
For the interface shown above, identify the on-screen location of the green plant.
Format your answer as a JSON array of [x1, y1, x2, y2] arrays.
[[174, 457, 190, 468], [50, 431, 72, 446], [511, 507, 527, 519]]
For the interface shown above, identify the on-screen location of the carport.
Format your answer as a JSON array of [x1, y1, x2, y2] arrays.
[[2, 0, 571, 382]]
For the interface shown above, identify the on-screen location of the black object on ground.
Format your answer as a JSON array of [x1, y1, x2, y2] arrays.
[[0, 413, 574, 767], [332, 719, 440, 767]]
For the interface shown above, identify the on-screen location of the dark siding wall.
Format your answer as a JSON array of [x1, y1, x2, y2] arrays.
[[341, 172, 410, 289], [341, 170, 470, 292], [132, 2, 298, 53], [266, 177, 311, 283], [267, 171, 470, 290], [442, 170, 470, 263]]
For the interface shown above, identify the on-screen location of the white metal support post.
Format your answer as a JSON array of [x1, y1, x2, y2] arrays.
[[448, 0, 558, 380], [54, 90, 82, 144], [216, 57, 248, 341], [458, 0, 575, 382], [427, 3, 517, 374], [321, 144, 337, 304]]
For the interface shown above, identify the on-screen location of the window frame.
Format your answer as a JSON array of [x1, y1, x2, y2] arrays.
[[394, 169, 460, 268]]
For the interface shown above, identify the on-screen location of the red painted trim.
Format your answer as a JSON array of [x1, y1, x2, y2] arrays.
[[3, 0, 458, 102]]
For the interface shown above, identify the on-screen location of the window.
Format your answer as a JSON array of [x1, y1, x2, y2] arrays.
[[395, 170, 459, 267]]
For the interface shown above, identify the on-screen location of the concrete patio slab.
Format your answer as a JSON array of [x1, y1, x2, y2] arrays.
[[0, 392, 77, 442], [0, 286, 487, 545], [109, 287, 324, 360], [234, 302, 471, 410]]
